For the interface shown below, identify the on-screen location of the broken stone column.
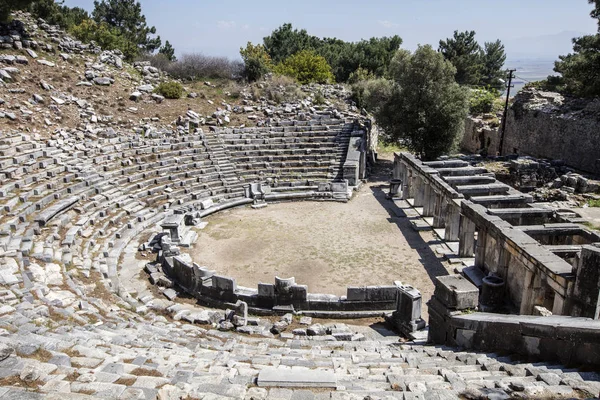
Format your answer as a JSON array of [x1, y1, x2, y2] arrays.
[[389, 179, 402, 198], [389, 282, 426, 336], [161, 213, 186, 243]]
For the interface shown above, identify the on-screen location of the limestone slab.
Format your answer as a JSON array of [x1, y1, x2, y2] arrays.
[[257, 367, 336, 388]]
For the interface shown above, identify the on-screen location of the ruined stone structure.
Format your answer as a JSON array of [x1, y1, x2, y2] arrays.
[[394, 152, 600, 365], [1, 12, 600, 395], [461, 88, 600, 175]]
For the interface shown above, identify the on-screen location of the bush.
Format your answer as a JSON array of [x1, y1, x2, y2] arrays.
[[240, 42, 272, 82], [273, 50, 334, 84], [165, 53, 243, 81], [351, 78, 393, 110], [347, 67, 375, 85], [155, 81, 183, 99], [71, 19, 137, 59], [253, 74, 304, 102], [468, 88, 497, 114]]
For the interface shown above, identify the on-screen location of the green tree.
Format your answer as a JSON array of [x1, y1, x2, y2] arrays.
[[159, 40, 176, 61], [263, 23, 320, 64], [273, 50, 334, 84], [480, 40, 506, 89], [554, 34, 600, 97], [262, 23, 402, 82], [552, 0, 600, 97], [92, 0, 161, 59], [439, 30, 482, 86], [29, 0, 89, 29], [373, 45, 469, 160], [71, 18, 135, 55], [240, 42, 273, 82], [0, 0, 34, 22]]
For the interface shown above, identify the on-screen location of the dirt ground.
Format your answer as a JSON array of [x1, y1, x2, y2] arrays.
[[189, 155, 452, 317]]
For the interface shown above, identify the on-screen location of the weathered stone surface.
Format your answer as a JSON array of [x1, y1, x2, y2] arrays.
[[257, 367, 336, 388]]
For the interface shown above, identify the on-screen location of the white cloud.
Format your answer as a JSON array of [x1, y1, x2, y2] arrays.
[[217, 20, 237, 29], [378, 20, 399, 29]]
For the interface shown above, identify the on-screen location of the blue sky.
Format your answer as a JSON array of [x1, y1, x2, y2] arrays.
[[64, 0, 597, 62]]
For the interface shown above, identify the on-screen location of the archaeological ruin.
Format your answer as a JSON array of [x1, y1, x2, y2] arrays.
[[0, 11, 599, 400]]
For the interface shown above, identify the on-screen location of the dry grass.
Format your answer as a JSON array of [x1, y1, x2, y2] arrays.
[[17, 347, 53, 363], [115, 376, 137, 386], [130, 367, 163, 377], [64, 371, 81, 382], [0, 375, 42, 391]]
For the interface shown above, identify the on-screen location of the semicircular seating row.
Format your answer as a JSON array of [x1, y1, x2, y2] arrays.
[[0, 118, 354, 299]]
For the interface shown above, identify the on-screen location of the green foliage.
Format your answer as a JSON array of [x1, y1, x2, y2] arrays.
[[524, 76, 566, 93], [439, 30, 482, 86], [262, 23, 402, 82], [588, 198, 600, 207], [239, 42, 272, 82], [469, 88, 497, 114], [439, 31, 506, 89], [372, 45, 469, 160], [351, 78, 393, 110], [159, 40, 176, 62], [92, 0, 161, 59], [29, 0, 89, 29], [273, 50, 334, 84], [550, 1, 600, 97], [347, 67, 375, 85], [71, 18, 134, 54], [0, 0, 34, 22], [154, 81, 183, 99], [554, 34, 600, 97], [480, 40, 507, 89]]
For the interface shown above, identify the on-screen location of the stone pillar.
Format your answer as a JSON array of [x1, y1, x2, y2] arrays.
[[413, 176, 425, 207], [401, 168, 412, 200], [444, 200, 461, 241], [433, 195, 447, 229], [520, 269, 543, 315], [423, 185, 435, 217], [552, 293, 566, 316], [393, 156, 404, 180], [572, 245, 600, 319], [474, 228, 487, 269], [458, 214, 476, 257]]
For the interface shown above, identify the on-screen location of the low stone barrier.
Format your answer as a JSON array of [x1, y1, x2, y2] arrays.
[[162, 255, 399, 315], [428, 275, 600, 366]]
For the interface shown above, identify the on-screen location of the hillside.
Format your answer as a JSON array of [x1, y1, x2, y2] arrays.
[[0, 12, 356, 139]]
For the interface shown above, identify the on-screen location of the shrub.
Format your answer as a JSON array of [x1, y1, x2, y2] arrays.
[[468, 88, 497, 114], [254, 74, 304, 102], [154, 81, 183, 99], [347, 67, 376, 85], [351, 78, 393, 110], [273, 50, 334, 84], [71, 19, 137, 59], [240, 42, 272, 82]]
